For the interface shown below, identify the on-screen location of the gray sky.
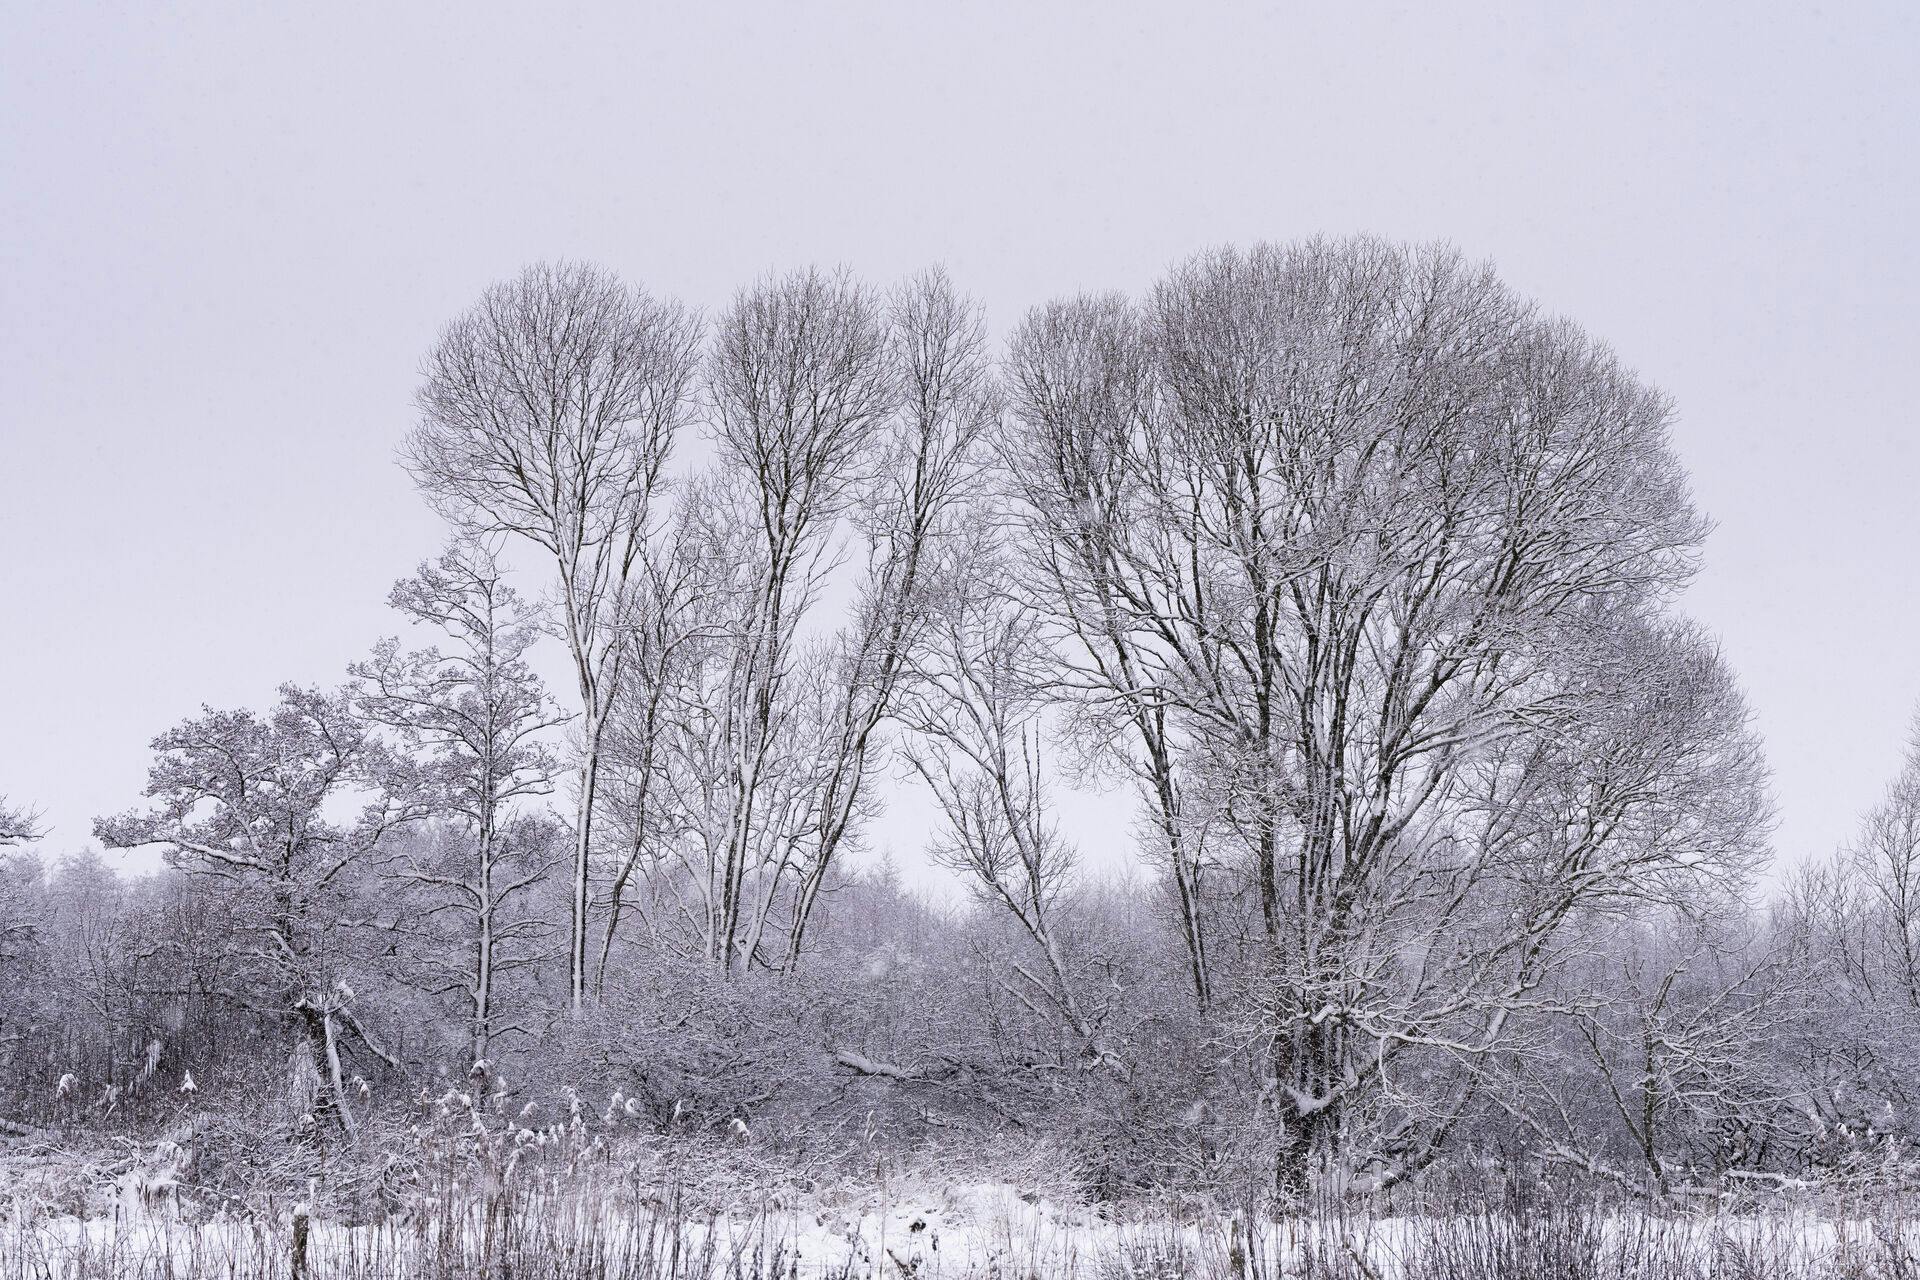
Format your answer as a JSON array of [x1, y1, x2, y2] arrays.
[[2, 2, 1915, 888]]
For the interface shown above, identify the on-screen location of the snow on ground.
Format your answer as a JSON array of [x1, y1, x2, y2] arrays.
[[2, 1183, 1110, 1278], [7, 1192, 1920, 1279]]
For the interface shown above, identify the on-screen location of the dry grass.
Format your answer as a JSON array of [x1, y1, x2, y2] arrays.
[[9, 1122, 1920, 1278], [8, 1185, 1920, 1279]]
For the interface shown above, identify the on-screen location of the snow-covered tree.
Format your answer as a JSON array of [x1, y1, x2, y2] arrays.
[[406, 262, 703, 1010], [1003, 238, 1770, 1193], [353, 538, 568, 1061], [0, 795, 42, 849], [781, 268, 997, 966], [96, 685, 423, 1135], [0, 795, 43, 967], [697, 266, 895, 974], [657, 267, 993, 975], [896, 546, 1126, 1077]]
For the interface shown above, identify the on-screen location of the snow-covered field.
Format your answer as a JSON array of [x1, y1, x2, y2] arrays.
[[7, 1184, 1920, 1279]]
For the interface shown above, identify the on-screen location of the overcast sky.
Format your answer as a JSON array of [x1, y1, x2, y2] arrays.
[[2, 2, 1915, 890]]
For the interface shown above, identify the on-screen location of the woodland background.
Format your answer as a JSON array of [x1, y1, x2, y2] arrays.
[[4, 241, 1916, 1214]]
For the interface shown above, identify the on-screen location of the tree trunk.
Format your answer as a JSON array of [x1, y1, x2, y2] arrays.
[[295, 1006, 355, 1138], [569, 742, 601, 1010]]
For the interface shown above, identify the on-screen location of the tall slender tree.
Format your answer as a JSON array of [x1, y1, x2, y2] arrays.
[[897, 547, 1126, 1076], [701, 267, 893, 973], [781, 268, 996, 967], [406, 262, 702, 1009], [352, 539, 568, 1061]]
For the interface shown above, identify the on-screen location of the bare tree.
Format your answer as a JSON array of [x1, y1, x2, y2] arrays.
[[352, 539, 568, 1061], [1001, 293, 1216, 1009], [594, 509, 729, 988], [700, 266, 893, 973], [406, 261, 702, 1009], [1850, 712, 1920, 1009], [1773, 710, 1920, 1164], [783, 268, 996, 966], [0, 795, 44, 967], [96, 686, 423, 1135], [0, 796, 43, 849], [0, 797, 44, 1004], [897, 549, 1126, 1077], [1004, 239, 1768, 1192], [588, 268, 990, 977], [1496, 910, 1804, 1197]]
